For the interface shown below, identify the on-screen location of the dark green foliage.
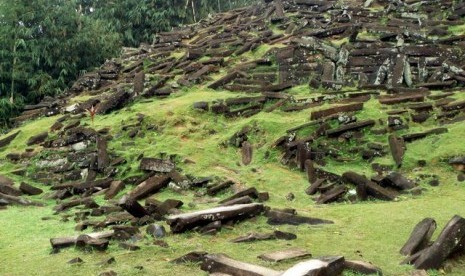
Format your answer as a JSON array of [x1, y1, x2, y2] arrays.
[[0, 97, 24, 128]]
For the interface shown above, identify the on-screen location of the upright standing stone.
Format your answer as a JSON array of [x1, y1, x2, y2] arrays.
[[133, 71, 145, 95], [305, 159, 316, 183], [97, 137, 109, 171], [389, 134, 405, 168], [241, 141, 253, 165]]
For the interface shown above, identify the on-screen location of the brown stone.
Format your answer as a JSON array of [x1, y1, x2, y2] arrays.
[[201, 254, 282, 276], [105, 181, 125, 200], [311, 103, 364, 120], [344, 260, 383, 275], [96, 90, 130, 115], [139, 158, 175, 173], [19, 182, 43, 195], [53, 197, 98, 213], [207, 181, 234, 196], [133, 71, 145, 95], [0, 131, 20, 148], [171, 251, 208, 264], [343, 171, 398, 201], [388, 134, 405, 168], [50, 231, 114, 249], [305, 179, 325, 195], [316, 186, 347, 204], [380, 172, 415, 190], [118, 196, 149, 218], [208, 71, 245, 89], [0, 175, 16, 186], [242, 141, 253, 165], [326, 120, 375, 137], [379, 94, 425, 105], [27, 132, 48, 146], [400, 218, 437, 256], [265, 210, 333, 226], [414, 215, 465, 270], [281, 256, 345, 276], [218, 187, 259, 204], [97, 137, 109, 171], [219, 196, 253, 206], [129, 174, 171, 200], [167, 203, 264, 233], [402, 128, 448, 143], [258, 248, 311, 262]]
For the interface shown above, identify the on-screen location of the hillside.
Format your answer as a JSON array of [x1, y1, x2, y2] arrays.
[[1, 0, 465, 275]]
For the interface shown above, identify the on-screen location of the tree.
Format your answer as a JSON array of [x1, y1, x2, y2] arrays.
[[0, 1, 31, 102]]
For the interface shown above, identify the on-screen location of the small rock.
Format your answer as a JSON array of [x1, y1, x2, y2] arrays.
[[119, 242, 140, 251], [286, 193, 295, 201], [411, 270, 428, 276], [0, 175, 15, 186], [67, 257, 83, 264], [75, 234, 91, 248], [258, 192, 269, 202], [99, 271, 117, 276], [274, 230, 297, 240], [146, 224, 166, 238], [388, 116, 403, 127], [264, 151, 270, 159], [153, 240, 169, 248], [339, 115, 356, 124], [458, 173, 465, 182], [136, 215, 154, 226], [410, 187, 423, 196], [19, 182, 43, 195], [65, 104, 78, 113], [193, 102, 209, 111], [171, 251, 208, 264], [98, 257, 116, 266], [344, 260, 382, 275], [86, 238, 109, 251], [428, 179, 439, 186], [183, 158, 196, 164], [71, 141, 88, 151], [26, 132, 48, 146]]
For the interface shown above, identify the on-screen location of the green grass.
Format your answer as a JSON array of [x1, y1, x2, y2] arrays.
[[171, 50, 187, 60], [331, 37, 349, 47], [2, 86, 465, 275], [241, 43, 286, 61], [0, 116, 57, 159], [357, 31, 380, 41], [449, 24, 465, 35]]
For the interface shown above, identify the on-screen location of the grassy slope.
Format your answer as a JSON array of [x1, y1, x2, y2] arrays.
[[1, 84, 465, 275]]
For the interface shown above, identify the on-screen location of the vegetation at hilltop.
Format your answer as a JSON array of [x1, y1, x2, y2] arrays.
[[0, 0, 257, 129]]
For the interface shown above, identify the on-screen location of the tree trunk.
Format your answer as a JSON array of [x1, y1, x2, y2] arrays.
[[10, 34, 17, 104], [191, 0, 197, 22], [77, 4, 83, 31]]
